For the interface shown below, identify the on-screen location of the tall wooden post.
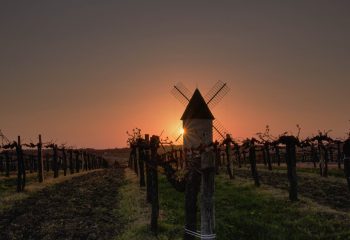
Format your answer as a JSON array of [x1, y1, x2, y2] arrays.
[[45, 154, 50, 172], [62, 148, 67, 176], [274, 145, 281, 166], [37, 135, 44, 182], [16, 136, 25, 192], [200, 147, 215, 239], [5, 151, 10, 177], [75, 151, 80, 173], [285, 139, 298, 201], [336, 141, 342, 169], [234, 144, 242, 168], [69, 150, 74, 174], [249, 143, 260, 187], [53, 145, 59, 178], [265, 143, 272, 170], [144, 134, 152, 203], [223, 135, 234, 179], [150, 135, 159, 235], [343, 139, 350, 190], [184, 152, 201, 240], [138, 145, 146, 187]]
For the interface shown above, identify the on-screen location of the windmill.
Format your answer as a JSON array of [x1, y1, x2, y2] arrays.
[[171, 80, 230, 148], [0, 129, 10, 146]]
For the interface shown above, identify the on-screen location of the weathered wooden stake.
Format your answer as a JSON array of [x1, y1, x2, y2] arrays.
[[184, 154, 201, 240], [200, 148, 215, 239], [62, 148, 67, 176], [144, 134, 152, 203], [16, 136, 25, 192], [343, 139, 350, 190], [53, 145, 59, 178], [5, 151, 10, 177], [285, 140, 298, 201], [138, 145, 146, 187], [249, 143, 260, 187], [150, 135, 159, 235], [37, 135, 44, 182], [75, 151, 80, 173], [265, 143, 272, 170], [69, 150, 74, 174]]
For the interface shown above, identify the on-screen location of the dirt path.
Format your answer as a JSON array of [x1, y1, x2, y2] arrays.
[[0, 168, 125, 240], [235, 167, 350, 211]]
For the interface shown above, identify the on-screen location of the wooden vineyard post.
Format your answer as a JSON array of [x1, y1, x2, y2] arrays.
[[324, 146, 329, 177], [311, 144, 318, 168], [45, 154, 50, 172], [200, 147, 216, 239], [84, 152, 88, 171], [0, 154, 3, 174], [145, 134, 152, 203], [75, 151, 80, 173], [69, 150, 74, 174], [89, 154, 92, 170], [318, 144, 327, 177], [29, 155, 34, 173], [150, 135, 159, 234], [37, 135, 44, 182], [234, 143, 242, 168], [265, 143, 272, 170], [343, 139, 350, 190], [5, 151, 10, 177], [282, 136, 298, 201], [133, 145, 138, 176], [16, 136, 25, 192], [62, 148, 67, 176], [223, 134, 234, 179], [262, 148, 267, 166], [336, 141, 342, 169], [53, 145, 59, 178], [184, 151, 201, 240], [137, 140, 146, 187], [274, 144, 281, 166], [248, 140, 260, 187], [214, 142, 220, 175]]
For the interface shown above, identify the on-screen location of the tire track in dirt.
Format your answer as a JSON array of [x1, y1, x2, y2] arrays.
[[0, 168, 125, 240]]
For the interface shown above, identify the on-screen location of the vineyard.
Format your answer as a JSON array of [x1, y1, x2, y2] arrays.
[[124, 127, 350, 239], [1, 128, 350, 240]]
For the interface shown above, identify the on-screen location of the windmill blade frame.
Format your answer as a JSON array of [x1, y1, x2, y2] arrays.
[[213, 119, 229, 140], [204, 80, 230, 109], [171, 82, 192, 106]]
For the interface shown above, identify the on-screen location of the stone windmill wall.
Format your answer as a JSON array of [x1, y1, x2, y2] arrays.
[[181, 89, 214, 149]]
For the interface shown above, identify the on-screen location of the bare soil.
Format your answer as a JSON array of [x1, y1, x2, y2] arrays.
[[0, 168, 125, 240]]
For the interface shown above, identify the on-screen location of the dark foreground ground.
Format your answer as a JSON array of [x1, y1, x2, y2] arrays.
[[0, 168, 124, 240]]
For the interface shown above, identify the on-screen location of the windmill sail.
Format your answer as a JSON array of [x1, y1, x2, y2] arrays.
[[205, 80, 230, 109], [0, 129, 10, 146], [171, 82, 192, 106], [213, 119, 229, 140]]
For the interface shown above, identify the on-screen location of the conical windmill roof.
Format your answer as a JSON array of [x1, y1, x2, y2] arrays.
[[181, 89, 215, 120]]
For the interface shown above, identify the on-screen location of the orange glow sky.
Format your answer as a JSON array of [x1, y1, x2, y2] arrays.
[[1, 1, 350, 148]]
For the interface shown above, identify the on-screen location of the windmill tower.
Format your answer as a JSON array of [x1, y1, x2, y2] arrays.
[[181, 89, 214, 149], [171, 81, 230, 149]]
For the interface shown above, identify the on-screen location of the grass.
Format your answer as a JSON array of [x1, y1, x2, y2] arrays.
[[118, 168, 350, 240], [255, 163, 346, 178], [115, 168, 183, 240]]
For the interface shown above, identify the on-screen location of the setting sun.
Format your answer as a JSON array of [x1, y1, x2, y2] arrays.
[[180, 128, 185, 135]]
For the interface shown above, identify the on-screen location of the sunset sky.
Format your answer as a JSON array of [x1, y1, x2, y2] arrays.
[[1, 1, 350, 148]]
